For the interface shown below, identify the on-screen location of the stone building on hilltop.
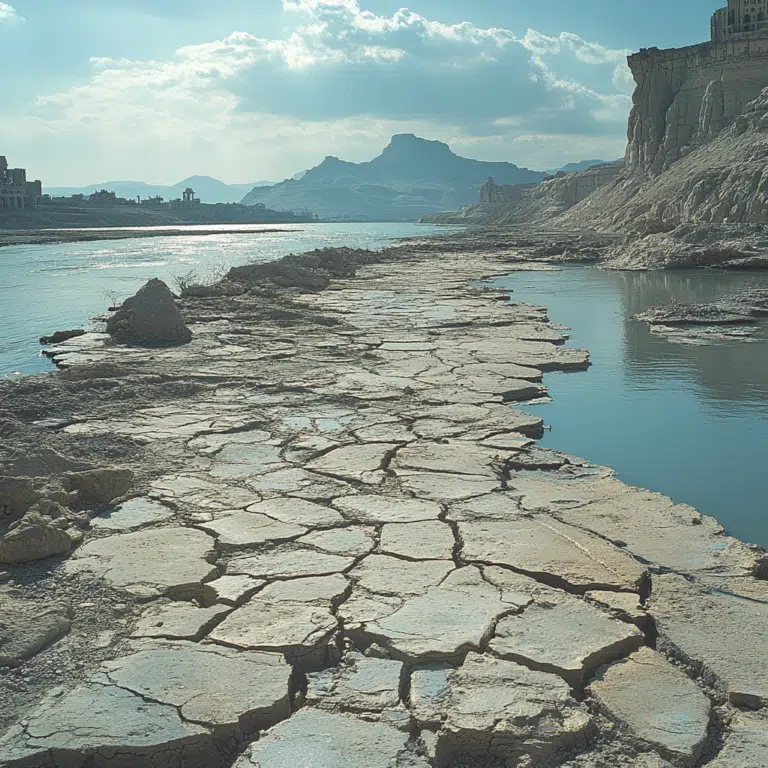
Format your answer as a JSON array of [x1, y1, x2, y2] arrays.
[[627, 2, 768, 176], [0, 156, 42, 210], [712, 0, 768, 41]]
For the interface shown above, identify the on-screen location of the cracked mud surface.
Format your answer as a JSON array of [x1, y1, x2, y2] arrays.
[[1, 241, 766, 767]]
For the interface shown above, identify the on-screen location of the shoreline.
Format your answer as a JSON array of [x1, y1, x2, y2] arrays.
[[0, 238, 766, 767], [0, 226, 302, 249]]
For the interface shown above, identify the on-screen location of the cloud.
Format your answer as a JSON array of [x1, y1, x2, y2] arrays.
[[8, 0, 635, 181], [0, 3, 22, 23]]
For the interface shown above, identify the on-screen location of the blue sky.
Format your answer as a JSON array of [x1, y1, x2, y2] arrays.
[[0, 0, 718, 185]]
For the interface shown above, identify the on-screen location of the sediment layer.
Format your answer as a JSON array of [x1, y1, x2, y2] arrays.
[[1, 243, 766, 768]]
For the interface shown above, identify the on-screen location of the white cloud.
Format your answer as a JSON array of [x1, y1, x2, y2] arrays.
[[6, 0, 636, 182], [0, 2, 22, 23]]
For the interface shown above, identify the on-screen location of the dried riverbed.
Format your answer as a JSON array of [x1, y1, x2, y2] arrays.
[[0, 240, 766, 768]]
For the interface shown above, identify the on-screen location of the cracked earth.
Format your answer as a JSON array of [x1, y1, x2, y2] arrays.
[[1, 243, 767, 768]]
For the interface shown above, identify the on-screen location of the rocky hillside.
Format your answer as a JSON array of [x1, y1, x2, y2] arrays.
[[241, 134, 546, 221], [559, 88, 768, 234]]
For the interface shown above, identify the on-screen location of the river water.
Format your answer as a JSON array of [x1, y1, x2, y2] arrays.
[[0, 223, 453, 378], [492, 267, 768, 548]]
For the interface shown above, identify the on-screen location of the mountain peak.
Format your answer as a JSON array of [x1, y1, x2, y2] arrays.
[[383, 134, 453, 156]]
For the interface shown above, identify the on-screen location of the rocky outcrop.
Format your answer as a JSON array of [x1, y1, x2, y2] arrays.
[[626, 40, 768, 176], [107, 278, 192, 346]]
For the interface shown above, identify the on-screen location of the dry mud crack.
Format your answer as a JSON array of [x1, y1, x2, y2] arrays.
[[0, 245, 766, 768]]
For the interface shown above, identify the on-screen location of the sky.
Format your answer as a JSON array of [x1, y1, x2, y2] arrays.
[[0, 0, 718, 185]]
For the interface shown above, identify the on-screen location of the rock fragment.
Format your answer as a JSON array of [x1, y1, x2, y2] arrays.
[[233, 709, 430, 768], [65, 527, 217, 600], [589, 647, 711, 766], [333, 494, 441, 524], [65, 468, 134, 505], [459, 515, 647, 592], [490, 597, 644, 686], [650, 573, 768, 707], [103, 643, 290, 729], [707, 709, 768, 767], [306, 653, 404, 713], [132, 600, 231, 641], [210, 575, 348, 670], [379, 520, 455, 560], [106, 278, 192, 346], [0, 596, 71, 667], [411, 652, 591, 766]]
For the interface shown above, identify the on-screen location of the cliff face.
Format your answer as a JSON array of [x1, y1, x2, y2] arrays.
[[626, 39, 768, 176]]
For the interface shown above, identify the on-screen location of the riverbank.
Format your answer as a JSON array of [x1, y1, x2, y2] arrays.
[[0, 239, 766, 767]]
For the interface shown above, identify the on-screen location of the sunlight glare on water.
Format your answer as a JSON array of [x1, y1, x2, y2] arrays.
[[0, 222, 457, 377]]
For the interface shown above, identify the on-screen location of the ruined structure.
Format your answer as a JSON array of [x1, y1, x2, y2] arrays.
[[170, 187, 202, 211], [0, 156, 42, 210]]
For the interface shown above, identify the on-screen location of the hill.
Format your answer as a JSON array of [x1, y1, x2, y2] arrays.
[[46, 176, 275, 205], [240, 134, 547, 221]]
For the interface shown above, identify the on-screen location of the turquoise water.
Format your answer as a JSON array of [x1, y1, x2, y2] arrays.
[[493, 268, 768, 548], [0, 223, 456, 377]]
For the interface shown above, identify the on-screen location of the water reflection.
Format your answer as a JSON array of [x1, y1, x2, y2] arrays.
[[492, 267, 768, 547]]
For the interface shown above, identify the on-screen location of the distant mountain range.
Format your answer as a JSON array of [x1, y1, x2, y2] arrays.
[[241, 134, 550, 221], [45, 175, 277, 205]]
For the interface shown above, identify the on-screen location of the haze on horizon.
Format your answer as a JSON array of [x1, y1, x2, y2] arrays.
[[0, 0, 713, 186]]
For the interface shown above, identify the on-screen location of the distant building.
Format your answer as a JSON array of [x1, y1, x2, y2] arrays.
[[89, 189, 118, 206], [170, 187, 201, 211], [0, 155, 43, 210], [712, 0, 768, 40]]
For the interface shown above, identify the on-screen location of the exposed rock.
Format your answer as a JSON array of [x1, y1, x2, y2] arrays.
[[379, 520, 455, 560], [65, 527, 217, 600], [0, 509, 75, 564], [490, 596, 644, 686], [410, 652, 591, 766], [132, 600, 231, 641], [306, 653, 404, 713], [650, 573, 768, 707], [92, 497, 174, 531], [0, 595, 71, 667], [0, 477, 40, 521], [197, 511, 306, 550], [305, 443, 397, 485], [233, 708, 430, 767], [39, 329, 85, 345], [348, 554, 454, 598], [246, 497, 345, 528], [333, 495, 442, 524], [458, 515, 648, 593], [106, 278, 192, 346], [589, 647, 711, 766], [0, 682, 211, 767], [226, 546, 354, 580], [708, 709, 768, 767], [65, 468, 134, 505], [352, 566, 529, 664], [103, 644, 290, 729], [209, 575, 346, 670]]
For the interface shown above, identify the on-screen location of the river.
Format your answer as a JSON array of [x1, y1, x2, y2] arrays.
[[493, 267, 768, 548], [0, 222, 455, 377]]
